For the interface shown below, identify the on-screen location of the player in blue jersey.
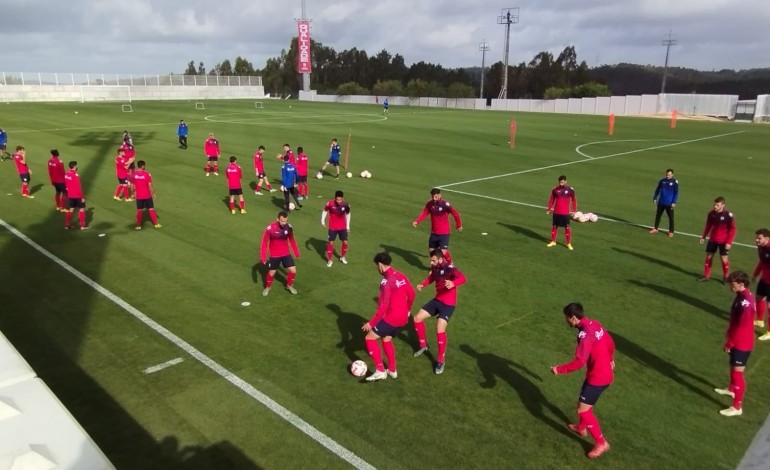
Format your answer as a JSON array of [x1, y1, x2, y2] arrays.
[[281, 154, 303, 212], [383, 98, 389, 115], [318, 138, 341, 179], [649, 169, 678, 237], [0, 128, 10, 161], [177, 119, 188, 149]]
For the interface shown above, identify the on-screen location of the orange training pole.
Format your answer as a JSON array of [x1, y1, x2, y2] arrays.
[[509, 120, 517, 150], [670, 109, 678, 129], [343, 130, 351, 170], [608, 113, 615, 136]]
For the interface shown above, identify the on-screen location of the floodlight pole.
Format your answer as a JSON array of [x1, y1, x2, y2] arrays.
[[497, 8, 519, 99], [294, 0, 313, 92], [479, 41, 490, 99], [661, 30, 678, 94]]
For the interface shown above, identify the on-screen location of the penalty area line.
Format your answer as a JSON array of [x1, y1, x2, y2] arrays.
[[0, 218, 375, 470]]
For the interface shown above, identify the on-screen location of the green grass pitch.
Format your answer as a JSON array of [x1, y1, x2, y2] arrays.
[[1, 99, 769, 469]]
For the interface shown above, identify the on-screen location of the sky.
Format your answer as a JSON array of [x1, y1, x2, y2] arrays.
[[3, 0, 768, 76]]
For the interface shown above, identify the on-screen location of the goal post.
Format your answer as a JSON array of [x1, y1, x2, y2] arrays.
[[79, 85, 131, 103], [195, 102, 205, 110]]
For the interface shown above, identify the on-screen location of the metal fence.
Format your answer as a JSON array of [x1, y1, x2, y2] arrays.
[[0, 73, 262, 87]]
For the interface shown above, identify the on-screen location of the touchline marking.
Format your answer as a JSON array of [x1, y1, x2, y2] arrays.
[[143, 357, 184, 374], [438, 188, 754, 249], [574, 139, 679, 160], [0, 219, 375, 470], [440, 131, 744, 189]]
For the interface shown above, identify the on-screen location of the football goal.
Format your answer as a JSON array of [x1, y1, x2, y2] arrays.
[[195, 102, 205, 110], [254, 101, 264, 109]]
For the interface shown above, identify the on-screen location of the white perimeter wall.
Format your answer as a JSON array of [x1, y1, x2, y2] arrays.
[[755, 95, 770, 122], [0, 85, 266, 102]]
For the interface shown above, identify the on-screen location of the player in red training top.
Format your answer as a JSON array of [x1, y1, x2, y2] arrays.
[[276, 143, 296, 165], [322, 190, 351, 267], [412, 249, 467, 375], [295, 146, 310, 200], [63, 161, 90, 230], [753, 229, 770, 340], [551, 302, 615, 459], [253, 145, 276, 195], [714, 271, 756, 416], [363, 252, 416, 382], [225, 156, 246, 214], [698, 196, 736, 283], [546, 175, 577, 250], [260, 211, 300, 296], [13, 146, 33, 198], [204, 132, 221, 176], [412, 188, 463, 264], [113, 147, 134, 201], [132, 160, 161, 230], [47, 148, 66, 211], [120, 137, 136, 161]]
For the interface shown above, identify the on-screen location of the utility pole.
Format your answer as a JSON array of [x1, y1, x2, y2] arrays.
[[479, 40, 490, 99], [661, 30, 677, 94], [497, 7, 519, 99], [294, 0, 313, 92]]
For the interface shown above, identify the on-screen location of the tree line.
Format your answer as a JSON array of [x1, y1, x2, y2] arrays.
[[183, 40, 770, 100]]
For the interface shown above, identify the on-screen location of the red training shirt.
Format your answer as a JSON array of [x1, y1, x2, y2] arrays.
[[226, 163, 242, 189], [725, 289, 756, 352], [323, 199, 351, 230], [419, 262, 467, 306], [115, 155, 129, 179], [48, 157, 65, 184], [754, 245, 770, 284], [253, 150, 266, 174], [702, 210, 736, 244], [554, 317, 615, 386], [131, 169, 153, 200], [296, 152, 308, 176], [260, 221, 300, 261], [547, 185, 577, 215], [64, 169, 83, 198], [414, 199, 462, 235], [204, 138, 220, 157], [13, 153, 29, 175], [368, 268, 415, 328]]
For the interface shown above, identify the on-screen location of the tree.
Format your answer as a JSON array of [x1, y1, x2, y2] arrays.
[[234, 56, 255, 76], [185, 61, 197, 75], [336, 82, 369, 95], [197, 62, 206, 75], [372, 79, 404, 97], [447, 82, 475, 98], [406, 79, 429, 98]]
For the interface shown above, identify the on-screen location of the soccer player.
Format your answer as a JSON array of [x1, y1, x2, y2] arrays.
[[321, 190, 351, 267], [551, 302, 614, 459], [714, 271, 756, 416], [698, 196, 736, 283], [280, 154, 302, 212], [295, 146, 309, 200], [177, 119, 188, 149], [63, 161, 89, 230], [276, 143, 296, 165], [253, 145, 276, 195], [13, 146, 33, 198], [0, 128, 10, 160], [362, 252, 415, 382], [120, 137, 136, 162], [412, 249, 467, 374], [113, 147, 133, 201], [226, 156, 246, 214], [383, 97, 389, 115], [47, 149, 67, 211], [204, 132, 220, 176], [122, 130, 133, 146], [260, 211, 300, 295], [545, 175, 577, 250], [752, 229, 770, 339], [318, 138, 341, 179], [649, 168, 678, 237], [412, 188, 463, 263], [132, 160, 161, 230]]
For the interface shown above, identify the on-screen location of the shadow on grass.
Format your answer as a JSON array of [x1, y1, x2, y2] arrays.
[[459, 344, 583, 444], [627, 279, 726, 319], [326, 303, 368, 362], [612, 332, 723, 406], [305, 237, 328, 261], [497, 222, 548, 243], [612, 247, 700, 278], [251, 262, 284, 286], [379, 243, 428, 270], [29, 183, 44, 196]]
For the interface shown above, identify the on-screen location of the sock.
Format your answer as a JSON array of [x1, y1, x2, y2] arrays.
[[265, 273, 274, 288], [731, 370, 745, 409], [136, 210, 143, 227], [149, 209, 158, 225], [65, 211, 72, 226], [705, 257, 713, 278], [212, 163, 218, 172], [382, 340, 396, 372], [757, 298, 766, 322], [239, 200, 245, 210], [287, 271, 296, 287], [722, 260, 729, 279], [229, 201, 235, 210], [54, 193, 61, 208], [114, 186, 122, 197], [205, 163, 210, 173], [21, 183, 29, 196], [565, 226, 572, 244], [366, 338, 385, 372], [256, 185, 262, 192], [266, 183, 272, 190], [579, 409, 605, 445], [437, 331, 447, 362], [414, 321, 427, 348], [78, 211, 86, 228], [341, 242, 348, 257], [551, 227, 557, 242], [326, 242, 334, 261], [123, 185, 131, 199]]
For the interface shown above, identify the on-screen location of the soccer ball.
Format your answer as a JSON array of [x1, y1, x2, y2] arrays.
[[316, 172, 323, 180], [579, 214, 590, 223], [346, 172, 353, 178], [360, 171, 367, 178], [588, 213, 599, 223], [572, 211, 583, 221], [363, 171, 372, 179], [350, 360, 367, 377], [288, 202, 296, 211]]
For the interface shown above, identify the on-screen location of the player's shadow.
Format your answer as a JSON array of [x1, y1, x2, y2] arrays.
[[28, 183, 44, 196], [305, 237, 328, 261], [379, 244, 428, 270], [270, 196, 286, 210], [248, 181, 257, 191], [251, 262, 285, 286], [497, 222, 548, 243], [627, 279, 726, 319], [612, 247, 699, 278], [612, 332, 723, 406], [326, 303, 368, 361], [459, 344, 583, 444]]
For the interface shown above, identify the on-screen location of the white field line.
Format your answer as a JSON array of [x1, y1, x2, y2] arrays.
[[574, 139, 679, 159], [440, 131, 744, 189], [438, 188, 755, 249], [143, 357, 184, 374], [0, 219, 375, 470]]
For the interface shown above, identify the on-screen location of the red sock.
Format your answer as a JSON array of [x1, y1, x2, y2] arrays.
[[239, 200, 245, 210], [731, 370, 745, 409], [722, 260, 729, 278], [114, 186, 122, 197], [213, 163, 218, 172], [78, 211, 86, 228], [565, 226, 572, 244], [123, 186, 131, 199], [303, 183, 309, 197], [551, 227, 557, 242], [266, 183, 272, 190], [326, 242, 334, 261], [366, 338, 385, 372], [704, 257, 713, 278], [21, 183, 29, 196], [341, 242, 348, 257], [149, 209, 158, 225], [287, 271, 296, 287], [757, 298, 766, 322], [205, 163, 210, 173], [382, 340, 396, 372], [579, 409, 605, 445], [265, 273, 274, 288], [229, 201, 235, 211], [256, 185, 262, 192], [414, 321, 427, 348], [65, 211, 72, 227], [136, 210, 143, 227], [437, 331, 447, 362]]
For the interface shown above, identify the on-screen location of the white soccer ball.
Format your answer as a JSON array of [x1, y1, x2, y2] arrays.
[[572, 211, 583, 221], [588, 213, 599, 223], [350, 360, 367, 377], [316, 172, 323, 180], [360, 171, 367, 178], [346, 172, 353, 178], [579, 214, 590, 223], [288, 202, 296, 210], [364, 171, 372, 179]]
